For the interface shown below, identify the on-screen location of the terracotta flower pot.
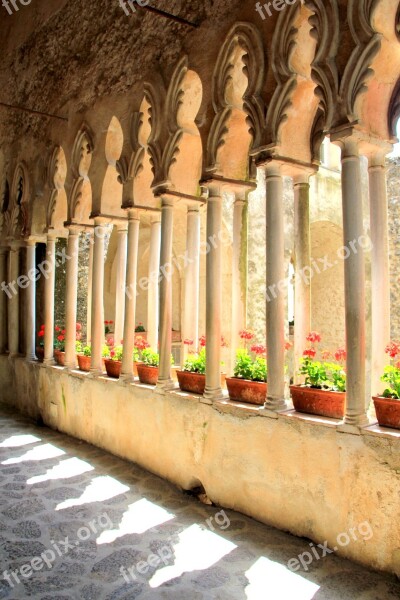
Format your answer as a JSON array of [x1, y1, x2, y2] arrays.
[[373, 396, 400, 430], [226, 377, 267, 405], [137, 363, 158, 385], [104, 359, 121, 378], [54, 350, 65, 366], [77, 354, 91, 372], [177, 371, 206, 395], [290, 385, 345, 419], [35, 347, 44, 362]]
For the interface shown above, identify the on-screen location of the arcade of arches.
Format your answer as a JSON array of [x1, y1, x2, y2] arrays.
[[0, 0, 400, 578]]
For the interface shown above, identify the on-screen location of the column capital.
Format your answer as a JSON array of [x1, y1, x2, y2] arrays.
[[150, 214, 162, 225], [127, 208, 140, 222], [66, 224, 82, 236], [116, 222, 129, 233]]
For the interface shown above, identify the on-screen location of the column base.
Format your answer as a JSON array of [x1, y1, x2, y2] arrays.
[[156, 378, 175, 392], [202, 387, 224, 404], [343, 413, 369, 428], [43, 358, 56, 366], [120, 373, 135, 384], [263, 396, 287, 412]]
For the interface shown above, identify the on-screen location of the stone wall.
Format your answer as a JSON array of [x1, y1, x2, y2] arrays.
[[388, 157, 400, 340]]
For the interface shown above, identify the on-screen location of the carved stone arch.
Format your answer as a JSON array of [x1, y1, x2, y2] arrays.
[[143, 82, 165, 186], [207, 22, 266, 172], [8, 162, 30, 237], [0, 178, 10, 239], [304, 0, 340, 162], [46, 146, 67, 231], [388, 77, 400, 138], [339, 0, 381, 125], [265, 0, 302, 144], [71, 124, 94, 179]]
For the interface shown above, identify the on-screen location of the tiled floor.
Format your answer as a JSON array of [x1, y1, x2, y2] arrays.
[[0, 404, 399, 599]]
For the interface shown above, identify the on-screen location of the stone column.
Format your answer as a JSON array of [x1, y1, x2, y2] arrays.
[[8, 243, 20, 357], [147, 215, 161, 351], [338, 138, 368, 426], [114, 223, 128, 346], [204, 187, 224, 403], [264, 163, 286, 411], [25, 240, 37, 361], [86, 231, 94, 343], [182, 206, 200, 362], [157, 197, 174, 389], [0, 248, 8, 354], [64, 227, 80, 369], [368, 152, 390, 397], [293, 174, 311, 383], [44, 235, 56, 364], [121, 209, 140, 381], [231, 195, 248, 371], [90, 220, 106, 373]]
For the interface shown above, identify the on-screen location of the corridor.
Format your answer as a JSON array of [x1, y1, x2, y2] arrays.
[[0, 404, 399, 600]]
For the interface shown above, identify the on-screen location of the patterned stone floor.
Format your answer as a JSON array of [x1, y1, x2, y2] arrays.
[[0, 405, 399, 600]]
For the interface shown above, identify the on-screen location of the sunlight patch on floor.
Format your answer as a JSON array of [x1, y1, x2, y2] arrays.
[[149, 524, 237, 588], [56, 475, 130, 510], [244, 557, 320, 599], [0, 434, 42, 447], [2, 443, 65, 464], [26, 456, 94, 484], [96, 498, 175, 545]]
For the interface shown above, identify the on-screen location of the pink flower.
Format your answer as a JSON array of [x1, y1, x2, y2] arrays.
[[284, 341, 292, 351], [76, 322, 82, 331], [303, 348, 316, 359], [199, 335, 206, 347], [306, 332, 321, 344], [239, 329, 255, 341], [184, 339, 194, 346]]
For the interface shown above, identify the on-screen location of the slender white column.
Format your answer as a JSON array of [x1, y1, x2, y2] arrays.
[[369, 153, 390, 397], [147, 215, 161, 351], [0, 248, 8, 353], [8, 243, 20, 357], [157, 198, 174, 389], [44, 235, 56, 364], [231, 196, 248, 371], [293, 175, 311, 383], [114, 224, 128, 345], [182, 206, 200, 362], [90, 220, 106, 373], [25, 241, 37, 361], [121, 210, 140, 381], [86, 231, 94, 343], [340, 139, 368, 426], [264, 163, 286, 411], [204, 189, 223, 403], [64, 228, 80, 368]]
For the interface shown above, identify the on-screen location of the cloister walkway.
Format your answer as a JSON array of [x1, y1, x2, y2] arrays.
[[0, 405, 399, 600]]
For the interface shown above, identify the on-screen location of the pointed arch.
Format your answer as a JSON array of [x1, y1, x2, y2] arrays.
[[46, 146, 68, 232]]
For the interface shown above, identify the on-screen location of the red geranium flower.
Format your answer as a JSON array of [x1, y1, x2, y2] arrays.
[[303, 348, 316, 359], [306, 331, 321, 344], [57, 335, 64, 342], [334, 348, 347, 362], [239, 329, 255, 341], [199, 335, 206, 347], [385, 341, 400, 359], [184, 339, 194, 346], [285, 341, 292, 351], [38, 330, 44, 338], [322, 350, 332, 360], [251, 344, 266, 355], [76, 322, 82, 331], [55, 326, 60, 332]]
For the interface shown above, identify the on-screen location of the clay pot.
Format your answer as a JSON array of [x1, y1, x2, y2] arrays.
[[373, 396, 400, 430], [35, 347, 44, 362], [77, 354, 91, 372], [290, 385, 345, 419], [104, 359, 121, 378], [54, 350, 65, 366], [226, 377, 267, 405], [137, 363, 158, 385], [177, 371, 206, 395]]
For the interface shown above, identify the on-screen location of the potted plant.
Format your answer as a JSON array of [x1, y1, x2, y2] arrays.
[[36, 325, 45, 361], [372, 341, 400, 429], [104, 345, 123, 378], [54, 325, 66, 365], [137, 348, 160, 385], [177, 338, 207, 394], [135, 323, 146, 333], [290, 332, 346, 418], [225, 330, 268, 405], [77, 343, 92, 372]]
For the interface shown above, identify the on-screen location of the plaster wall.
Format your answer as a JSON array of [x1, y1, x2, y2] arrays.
[[1, 356, 400, 578]]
